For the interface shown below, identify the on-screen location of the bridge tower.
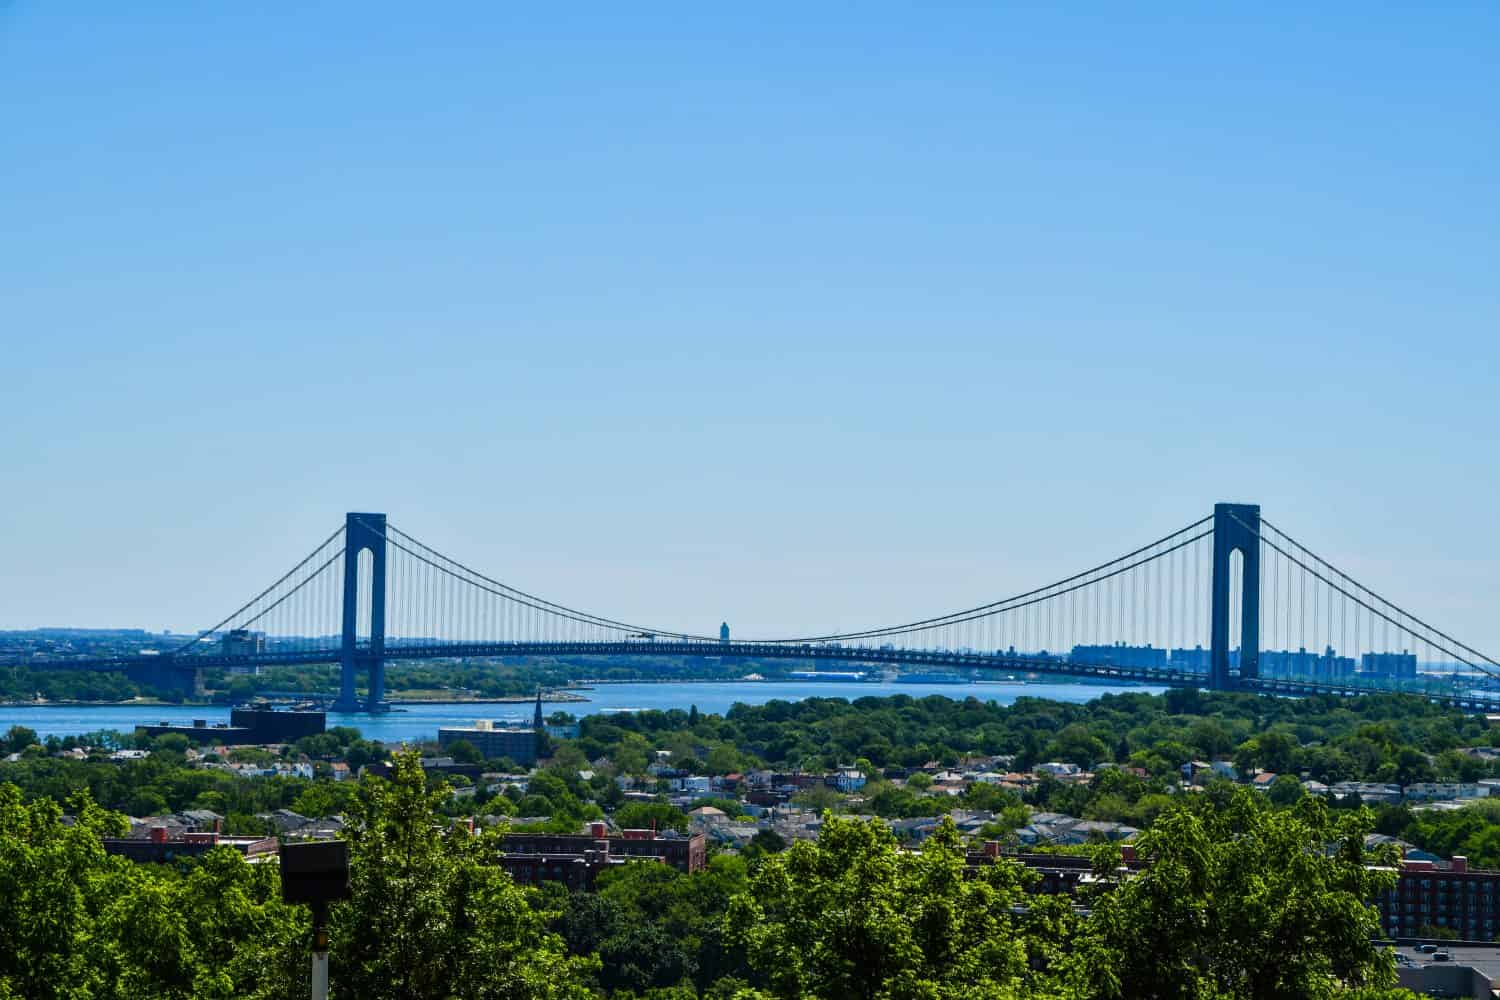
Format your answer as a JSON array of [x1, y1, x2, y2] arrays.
[[333, 512, 388, 713], [1210, 502, 1260, 691]]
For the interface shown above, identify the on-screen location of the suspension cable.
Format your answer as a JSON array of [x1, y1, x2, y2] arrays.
[[1228, 513, 1499, 678], [756, 529, 1214, 644], [229, 550, 346, 636], [167, 524, 346, 655], [379, 521, 719, 640], [383, 535, 691, 637], [375, 514, 1210, 646], [760, 516, 1213, 643], [1261, 518, 1500, 669]]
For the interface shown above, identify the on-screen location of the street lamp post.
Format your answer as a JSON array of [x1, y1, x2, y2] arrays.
[[280, 841, 351, 1000]]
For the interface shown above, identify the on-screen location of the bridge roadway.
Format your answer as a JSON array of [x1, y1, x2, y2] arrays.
[[19, 640, 1500, 713]]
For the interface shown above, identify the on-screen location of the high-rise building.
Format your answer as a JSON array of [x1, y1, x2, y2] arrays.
[[1260, 646, 1357, 681], [1169, 646, 1213, 671], [222, 628, 265, 657], [1363, 651, 1418, 680], [1070, 643, 1167, 669]]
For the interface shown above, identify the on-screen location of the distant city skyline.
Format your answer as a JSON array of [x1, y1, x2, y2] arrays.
[[2, 5, 1498, 654]]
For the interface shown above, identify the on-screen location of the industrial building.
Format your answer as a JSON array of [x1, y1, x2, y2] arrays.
[[437, 720, 539, 767], [137, 707, 325, 745]]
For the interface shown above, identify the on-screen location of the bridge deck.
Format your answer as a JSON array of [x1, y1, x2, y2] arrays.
[[15, 640, 1500, 713]]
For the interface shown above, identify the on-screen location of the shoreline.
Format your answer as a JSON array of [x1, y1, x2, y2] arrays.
[[0, 698, 222, 709], [0, 676, 1066, 712], [383, 692, 591, 706]]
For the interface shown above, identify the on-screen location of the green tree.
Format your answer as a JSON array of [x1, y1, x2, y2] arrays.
[[749, 829, 787, 854], [1235, 730, 1301, 776], [290, 779, 358, 819], [1047, 723, 1109, 768], [1268, 773, 1307, 807], [727, 814, 1031, 1000], [151, 732, 191, 755], [345, 738, 384, 772], [0, 783, 304, 1000], [518, 794, 555, 817], [2, 726, 38, 754], [589, 855, 750, 993], [446, 739, 484, 765], [0, 785, 127, 998], [125, 788, 169, 817], [597, 921, 693, 994], [789, 784, 841, 813], [614, 743, 650, 775], [1188, 719, 1234, 759], [559, 891, 624, 956], [706, 745, 747, 776], [616, 801, 690, 833], [1070, 790, 1402, 1000], [1391, 747, 1436, 786], [294, 733, 343, 759], [329, 749, 597, 999]]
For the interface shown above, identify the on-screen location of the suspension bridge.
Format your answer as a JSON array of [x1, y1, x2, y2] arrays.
[[12, 503, 1500, 713]]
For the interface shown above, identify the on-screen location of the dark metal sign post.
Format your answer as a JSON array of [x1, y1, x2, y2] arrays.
[[280, 841, 351, 1000]]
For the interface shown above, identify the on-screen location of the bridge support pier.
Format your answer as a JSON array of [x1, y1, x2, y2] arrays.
[[332, 513, 388, 713], [1210, 502, 1260, 691]]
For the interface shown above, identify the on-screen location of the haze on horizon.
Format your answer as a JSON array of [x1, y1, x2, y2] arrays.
[[2, 5, 1497, 654]]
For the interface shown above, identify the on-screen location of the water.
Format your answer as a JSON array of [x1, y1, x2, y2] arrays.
[[0, 679, 1165, 742]]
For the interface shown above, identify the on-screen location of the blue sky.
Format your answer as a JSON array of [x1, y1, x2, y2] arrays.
[[2, 4, 1497, 649]]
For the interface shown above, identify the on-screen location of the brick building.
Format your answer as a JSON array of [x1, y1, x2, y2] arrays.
[[979, 843, 1500, 943], [499, 835, 615, 890], [498, 824, 706, 886], [103, 826, 278, 864], [1377, 856, 1500, 940]]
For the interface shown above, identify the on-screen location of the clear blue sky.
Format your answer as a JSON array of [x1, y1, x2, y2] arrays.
[[3, 4, 1497, 650]]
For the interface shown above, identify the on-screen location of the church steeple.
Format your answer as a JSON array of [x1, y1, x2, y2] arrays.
[[533, 687, 544, 731]]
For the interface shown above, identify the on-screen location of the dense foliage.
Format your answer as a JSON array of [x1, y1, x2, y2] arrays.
[[727, 814, 1035, 1000], [1074, 793, 1403, 1000], [331, 752, 598, 999], [6, 683, 1488, 998], [573, 688, 1498, 778], [570, 690, 1500, 854], [0, 745, 1422, 999], [0, 665, 163, 703], [0, 657, 785, 708], [1, 725, 381, 834], [0, 783, 305, 999]]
